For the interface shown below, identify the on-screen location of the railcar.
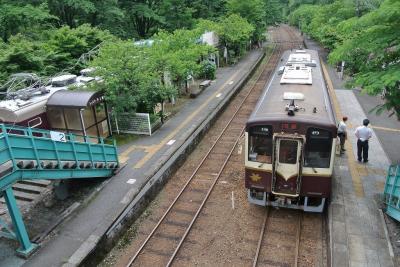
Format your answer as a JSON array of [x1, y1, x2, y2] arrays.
[[0, 75, 77, 129], [0, 70, 98, 130], [245, 49, 336, 212]]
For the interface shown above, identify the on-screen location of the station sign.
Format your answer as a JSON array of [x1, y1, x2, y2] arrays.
[[50, 131, 66, 142]]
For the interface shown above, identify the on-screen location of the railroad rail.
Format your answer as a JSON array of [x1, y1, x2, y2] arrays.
[[126, 41, 284, 267], [124, 25, 311, 267], [251, 25, 307, 267], [253, 208, 303, 267]]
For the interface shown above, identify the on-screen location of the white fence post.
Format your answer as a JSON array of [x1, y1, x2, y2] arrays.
[[147, 113, 152, 136]]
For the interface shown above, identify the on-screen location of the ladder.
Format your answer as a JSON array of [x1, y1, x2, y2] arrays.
[[0, 124, 119, 257]]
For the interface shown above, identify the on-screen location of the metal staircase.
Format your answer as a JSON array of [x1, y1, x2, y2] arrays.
[[0, 124, 119, 257], [384, 165, 400, 222]]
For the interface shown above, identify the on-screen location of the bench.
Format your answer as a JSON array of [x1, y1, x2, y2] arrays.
[[199, 80, 211, 89], [190, 80, 212, 98], [190, 87, 202, 98]]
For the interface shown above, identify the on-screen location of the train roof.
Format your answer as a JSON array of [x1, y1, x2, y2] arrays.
[[247, 49, 336, 129], [0, 86, 65, 123], [0, 73, 99, 123]]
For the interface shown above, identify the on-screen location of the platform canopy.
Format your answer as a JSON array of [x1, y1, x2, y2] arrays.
[[46, 90, 104, 108], [46, 90, 110, 140]]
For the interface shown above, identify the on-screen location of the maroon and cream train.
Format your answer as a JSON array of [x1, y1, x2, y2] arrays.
[[0, 70, 112, 140], [245, 49, 337, 212]]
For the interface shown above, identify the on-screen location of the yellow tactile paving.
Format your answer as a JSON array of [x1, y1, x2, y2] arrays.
[[370, 125, 400, 133], [320, 59, 365, 198], [356, 165, 368, 177], [119, 145, 153, 164]]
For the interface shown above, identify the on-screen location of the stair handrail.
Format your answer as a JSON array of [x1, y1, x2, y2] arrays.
[[0, 124, 18, 173]]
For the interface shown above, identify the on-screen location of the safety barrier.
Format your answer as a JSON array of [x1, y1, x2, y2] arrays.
[[383, 165, 400, 222]]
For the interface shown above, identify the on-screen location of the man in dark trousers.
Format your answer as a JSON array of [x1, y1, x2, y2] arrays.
[[337, 116, 348, 154], [355, 119, 373, 163]]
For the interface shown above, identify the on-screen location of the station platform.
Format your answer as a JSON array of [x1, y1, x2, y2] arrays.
[[330, 88, 394, 267], [0, 49, 265, 267], [304, 35, 397, 267]]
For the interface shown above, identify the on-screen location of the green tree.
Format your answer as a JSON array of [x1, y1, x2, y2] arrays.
[[329, 0, 400, 118], [47, 0, 96, 27], [159, 0, 194, 31], [217, 14, 254, 59], [195, 19, 221, 34], [189, 0, 226, 19], [289, 1, 355, 50], [226, 0, 266, 42], [141, 83, 177, 122], [90, 40, 153, 113], [88, 0, 125, 36], [42, 24, 112, 74], [290, 0, 399, 118], [149, 28, 216, 87], [119, 0, 164, 38], [265, 0, 287, 25], [288, 4, 319, 32], [91, 39, 178, 117], [0, 35, 45, 79], [91, 27, 215, 114], [0, 3, 56, 42]]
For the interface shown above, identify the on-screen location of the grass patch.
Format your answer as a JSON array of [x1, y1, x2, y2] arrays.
[[111, 133, 139, 146]]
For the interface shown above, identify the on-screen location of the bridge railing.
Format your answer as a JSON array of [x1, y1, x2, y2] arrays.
[[0, 123, 119, 174], [384, 165, 400, 222]]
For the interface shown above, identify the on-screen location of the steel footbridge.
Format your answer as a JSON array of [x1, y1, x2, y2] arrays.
[[0, 124, 118, 256]]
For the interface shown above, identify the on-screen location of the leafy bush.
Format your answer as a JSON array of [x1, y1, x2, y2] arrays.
[[199, 61, 216, 80]]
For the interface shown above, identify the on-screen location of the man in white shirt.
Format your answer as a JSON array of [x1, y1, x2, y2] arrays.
[[355, 119, 373, 163], [337, 116, 348, 154]]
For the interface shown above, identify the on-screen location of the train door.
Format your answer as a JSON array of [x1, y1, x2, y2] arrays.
[[272, 137, 303, 196]]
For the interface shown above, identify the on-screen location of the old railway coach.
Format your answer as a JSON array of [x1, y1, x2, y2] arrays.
[[245, 49, 336, 212]]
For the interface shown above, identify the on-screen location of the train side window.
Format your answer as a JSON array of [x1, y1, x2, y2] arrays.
[[304, 128, 333, 168], [47, 107, 65, 129], [248, 126, 272, 163]]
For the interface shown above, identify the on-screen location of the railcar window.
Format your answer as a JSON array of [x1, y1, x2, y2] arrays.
[[279, 140, 298, 164], [248, 126, 272, 163], [304, 128, 332, 168], [47, 107, 65, 129]]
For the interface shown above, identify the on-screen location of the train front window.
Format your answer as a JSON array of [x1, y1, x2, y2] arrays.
[[248, 126, 272, 164], [304, 128, 332, 168], [279, 140, 298, 164]]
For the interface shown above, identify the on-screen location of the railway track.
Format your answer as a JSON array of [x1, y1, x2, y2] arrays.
[[253, 208, 303, 267], [114, 25, 326, 267], [126, 42, 282, 267], [252, 208, 325, 267], [249, 26, 325, 267]]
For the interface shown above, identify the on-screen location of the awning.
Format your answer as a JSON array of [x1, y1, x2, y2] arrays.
[[46, 90, 104, 108]]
